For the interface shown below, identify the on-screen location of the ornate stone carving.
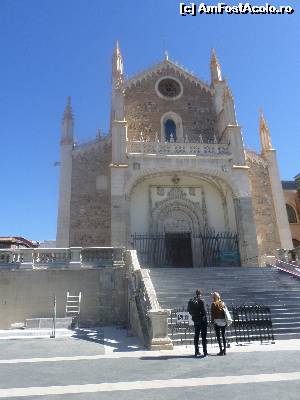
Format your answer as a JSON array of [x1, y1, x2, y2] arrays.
[[151, 186, 203, 234], [157, 187, 165, 196], [171, 174, 180, 185], [189, 187, 196, 196]]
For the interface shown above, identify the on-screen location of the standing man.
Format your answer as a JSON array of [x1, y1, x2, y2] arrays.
[[188, 289, 208, 357]]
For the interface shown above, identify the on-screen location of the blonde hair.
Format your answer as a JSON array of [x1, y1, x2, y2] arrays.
[[212, 292, 221, 302]]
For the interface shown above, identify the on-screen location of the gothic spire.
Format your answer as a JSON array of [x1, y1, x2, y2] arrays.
[[63, 96, 73, 120], [61, 96, 74, 144], [259, 109, 273, 152], [210, 48, 222, 83], [112, 40, 123, 81]]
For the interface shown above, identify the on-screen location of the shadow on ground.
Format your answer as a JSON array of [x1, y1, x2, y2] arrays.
[[72, 326, 145, 353], [140, 353, 222, 360], [72, 328, 104, 345]]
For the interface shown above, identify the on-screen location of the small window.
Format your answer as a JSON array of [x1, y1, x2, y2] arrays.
[[286, 204, 297, 224]]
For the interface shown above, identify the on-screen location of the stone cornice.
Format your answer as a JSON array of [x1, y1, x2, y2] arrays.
[[224, 124, 241, 131], [113, 119, 127, 126], [125, 59, 213, 94], [232, 165, 250, 170], [110, 163, 129, 168]]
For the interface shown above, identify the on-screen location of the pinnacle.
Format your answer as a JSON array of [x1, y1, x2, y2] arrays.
[[63, 96, 73, 120], [259, 108, 273, 151], [211, 48, 218, 63], [114, 40, 121, 56], [259, 109, 268, 130]]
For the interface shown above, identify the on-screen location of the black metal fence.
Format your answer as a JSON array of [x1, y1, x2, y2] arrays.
[[232, 305, 275, 344], [131, 231, 240, 268], [169, 305, 275, 346]]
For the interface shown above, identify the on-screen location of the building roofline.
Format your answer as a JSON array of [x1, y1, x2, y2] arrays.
[[125, 59, 212, 94]]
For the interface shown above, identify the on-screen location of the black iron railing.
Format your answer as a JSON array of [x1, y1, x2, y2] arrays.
[[169, 304, 275, 346], [131, 231, 240, 268]]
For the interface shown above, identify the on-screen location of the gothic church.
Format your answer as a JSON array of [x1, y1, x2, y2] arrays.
[[56, 43, 292, 267]]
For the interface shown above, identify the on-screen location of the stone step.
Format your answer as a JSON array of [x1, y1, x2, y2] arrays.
[[25, 317, 73, 330], [147, 267, 300, 342]]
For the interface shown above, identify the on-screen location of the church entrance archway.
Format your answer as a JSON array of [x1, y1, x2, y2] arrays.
[[129, 174, 241, 267]]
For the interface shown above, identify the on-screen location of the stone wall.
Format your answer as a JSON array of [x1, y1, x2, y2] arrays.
[[283, 189, 300, 246], [125, 65, 217, 143], [246, 152, 281, 256], [69, 137, 111, 246], [0, 268, 127, 329]]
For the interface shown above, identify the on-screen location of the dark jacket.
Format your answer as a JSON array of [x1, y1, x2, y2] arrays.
[[189, 296, 207, 324]]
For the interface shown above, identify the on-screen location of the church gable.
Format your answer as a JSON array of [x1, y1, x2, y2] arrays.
[[125, 60, 212, 92], [125, 61, 217, 143]]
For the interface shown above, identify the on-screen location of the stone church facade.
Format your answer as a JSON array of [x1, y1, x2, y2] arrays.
[[56, 43, 293, 267]]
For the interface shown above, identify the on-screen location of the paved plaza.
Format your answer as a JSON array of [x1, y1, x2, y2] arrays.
[[0, 327, 299, 399]]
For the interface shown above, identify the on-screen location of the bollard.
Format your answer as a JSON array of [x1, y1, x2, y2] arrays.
[[50, 295, 57, 338]]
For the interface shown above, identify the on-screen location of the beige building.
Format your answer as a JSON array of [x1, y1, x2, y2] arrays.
[[282, 174, 300, 247], [56, 43, 293, 267]]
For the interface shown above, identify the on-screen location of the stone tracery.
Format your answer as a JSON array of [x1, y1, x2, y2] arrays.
[[151, 187, 204, 234]]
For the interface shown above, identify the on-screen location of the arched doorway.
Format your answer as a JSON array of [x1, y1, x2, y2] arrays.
[[128, 173, 241, 267], [165, 119, 177, 142], [158, 206, 194, 267], [165, 232, 193, 267]]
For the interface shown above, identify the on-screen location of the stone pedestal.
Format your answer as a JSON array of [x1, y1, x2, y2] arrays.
[[149, 309, 173, 350], [19, 248, 33, 269], [69, 247, 82, 269]]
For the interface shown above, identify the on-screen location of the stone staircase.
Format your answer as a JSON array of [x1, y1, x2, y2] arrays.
[[148, 267, 300, 344]]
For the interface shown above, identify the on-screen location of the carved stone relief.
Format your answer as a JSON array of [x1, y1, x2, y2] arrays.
[[151, 186, 203, 234], [157, 187, 165, 196]]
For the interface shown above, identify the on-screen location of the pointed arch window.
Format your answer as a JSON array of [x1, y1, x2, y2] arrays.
[[160, 112, 183, 142], [286, 204, 298, 224], [165, 119, 177, 142]]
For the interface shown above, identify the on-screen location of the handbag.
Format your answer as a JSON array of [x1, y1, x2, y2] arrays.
[[223, 304, 233, 326]]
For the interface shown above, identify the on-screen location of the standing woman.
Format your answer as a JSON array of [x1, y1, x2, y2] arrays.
[[211, 292, 227, 356]]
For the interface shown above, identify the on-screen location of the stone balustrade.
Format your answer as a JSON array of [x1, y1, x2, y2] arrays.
[[0, 247, 125, 270], [126, 140, 230, 157], [126, 250, 173, 350]]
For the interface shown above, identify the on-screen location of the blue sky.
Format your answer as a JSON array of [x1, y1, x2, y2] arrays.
[[0, 0, 299, 241]]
